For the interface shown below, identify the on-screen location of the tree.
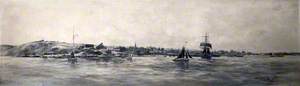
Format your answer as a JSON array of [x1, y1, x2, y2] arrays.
[[118, 47, 127, 52]]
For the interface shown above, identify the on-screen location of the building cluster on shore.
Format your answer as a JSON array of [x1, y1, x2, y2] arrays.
[[0, 40, 299, 58], [0, 40, 250, 58]]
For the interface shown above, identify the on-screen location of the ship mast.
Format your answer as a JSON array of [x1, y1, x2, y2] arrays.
[[200, 33, 212, 60], [200, 33, 211, 49], [204, 33, 209, 44], [68, 27, 77, 64], [72, 28, 75, 52], [71, 27, 78, 53]]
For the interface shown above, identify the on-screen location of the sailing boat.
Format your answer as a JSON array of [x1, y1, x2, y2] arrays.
[[173, 47, 192, 62], [68, 28, 77, 64], [200, 33, 212, 60]]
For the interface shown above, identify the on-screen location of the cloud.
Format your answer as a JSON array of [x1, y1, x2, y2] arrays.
[[0, 0, 298, 52]]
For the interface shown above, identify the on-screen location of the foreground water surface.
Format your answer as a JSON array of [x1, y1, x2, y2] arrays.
[[1, 56, 300, 86]]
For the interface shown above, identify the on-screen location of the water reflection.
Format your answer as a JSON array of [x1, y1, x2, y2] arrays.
[[101, 57, 112, 62], [94, 57, 132, 64], [1, 56, 300, 86], [175, 61, 189, 70], [69, 63, 79, 69]]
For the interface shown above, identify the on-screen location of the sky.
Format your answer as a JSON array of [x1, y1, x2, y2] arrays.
[[0, 0, 299, 52]]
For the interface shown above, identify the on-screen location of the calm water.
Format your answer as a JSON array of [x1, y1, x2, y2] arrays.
[[0, 56, 300, 86]]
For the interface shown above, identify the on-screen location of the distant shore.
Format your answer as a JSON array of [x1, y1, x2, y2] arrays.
[[1, 40, 299, 58]]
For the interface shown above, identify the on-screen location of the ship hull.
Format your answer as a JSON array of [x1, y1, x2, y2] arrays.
[[201, 55, 212, 60], [173, 58, 189, 62]]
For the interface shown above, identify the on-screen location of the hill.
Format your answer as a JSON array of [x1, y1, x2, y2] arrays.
[[0, 40, 75, 56]]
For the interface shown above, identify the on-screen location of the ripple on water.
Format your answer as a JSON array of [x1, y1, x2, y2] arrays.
[[1, 56, 300, 86]]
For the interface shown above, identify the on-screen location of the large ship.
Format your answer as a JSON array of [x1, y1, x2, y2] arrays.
[[200, 33, 212, 60]]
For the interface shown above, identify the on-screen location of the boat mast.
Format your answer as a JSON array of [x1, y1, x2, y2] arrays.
[[204, 33, 209, 44], [72, 28, 75, 53], [72, 27, 78, 53], [201, 33, 210, 49], [184, 41, 188, 58], [69, 27, 77, 63]]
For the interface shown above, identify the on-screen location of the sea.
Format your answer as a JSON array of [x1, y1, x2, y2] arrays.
[[0, 56, 299, 86]]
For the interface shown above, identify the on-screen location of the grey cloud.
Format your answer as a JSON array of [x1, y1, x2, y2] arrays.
[[0, 0, 298, 52]]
